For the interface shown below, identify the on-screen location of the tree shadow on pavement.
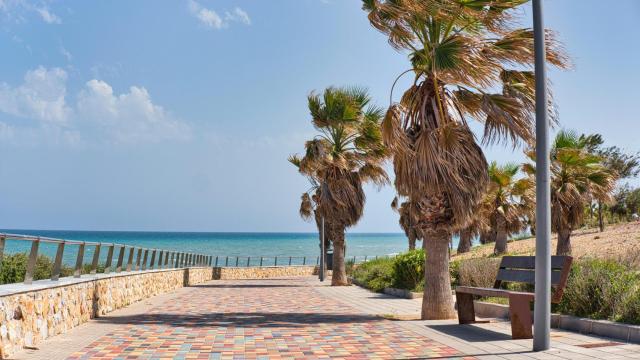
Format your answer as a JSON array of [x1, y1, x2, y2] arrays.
[[95, 311, 382, 328]]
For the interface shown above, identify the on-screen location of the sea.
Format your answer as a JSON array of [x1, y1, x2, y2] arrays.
[[0, 230, 466, 266]]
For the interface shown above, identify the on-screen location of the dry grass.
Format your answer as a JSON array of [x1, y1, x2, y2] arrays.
[[453, 222, 640, 262]]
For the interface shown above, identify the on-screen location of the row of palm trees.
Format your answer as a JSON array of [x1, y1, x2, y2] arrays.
[[291, 0, 572, 320], [453, 131, 617, 257]]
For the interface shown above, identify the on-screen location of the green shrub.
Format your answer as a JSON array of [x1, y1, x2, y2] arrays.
[[458, 258, 501, 288], [351, 257, 394, 292], [618, 286, 640, 325], [391, 249, 424, 290], [557, 259, 639, 321], [0, 253, 59, 284], [0, 253, 93, 284]]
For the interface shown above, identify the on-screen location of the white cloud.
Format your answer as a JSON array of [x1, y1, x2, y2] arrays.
[[0, 66, 71, 124], [226, 7, 250, 25], [35, 6, 60, 24], [188, 0, 250, 30], [59, 46, 72, 61], [0, 1, 62, 24], [77, 80, 191, 144], [0, 67, 191, 146]]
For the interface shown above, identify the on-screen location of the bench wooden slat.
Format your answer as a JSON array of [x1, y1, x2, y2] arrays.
[[456, 286, 535, 299], [499, 256, 567, 270], [496, 268, 563, 285]]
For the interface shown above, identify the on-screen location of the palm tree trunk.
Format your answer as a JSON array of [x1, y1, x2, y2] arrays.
[[408, 231, 416, 251], [598, 200, 604, 232], [422, 229, 456, 320], [457, 229, 472, 253], [331, 228, 348, 286], [493, 216, 508, 255], [556, 227, 572, 256]]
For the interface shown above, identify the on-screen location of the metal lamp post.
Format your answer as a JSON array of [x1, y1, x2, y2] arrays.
[[319, 217, 326, 282], [533, 0, 552, 352]]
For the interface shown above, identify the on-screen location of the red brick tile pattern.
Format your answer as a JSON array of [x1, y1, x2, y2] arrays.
[[67, 278, 474, 359]]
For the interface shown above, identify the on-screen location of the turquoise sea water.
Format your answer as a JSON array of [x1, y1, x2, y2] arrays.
[[0, 229, 466, 266]]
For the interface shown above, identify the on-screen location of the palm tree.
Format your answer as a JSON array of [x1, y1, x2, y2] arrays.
[[485, 162, 533, 255], [524, 130, 616, 255], [456, 211, 489, 254], [362, 0, 568, 319], [290, 87, 388, 286], [392, 197, 423, 250]]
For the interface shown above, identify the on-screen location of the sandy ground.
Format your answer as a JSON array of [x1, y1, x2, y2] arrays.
[[453, 221, 640, 264]]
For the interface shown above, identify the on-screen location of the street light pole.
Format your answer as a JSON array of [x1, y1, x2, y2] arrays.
[[533, 0, 551, 352], [319, 217, 326, 282]]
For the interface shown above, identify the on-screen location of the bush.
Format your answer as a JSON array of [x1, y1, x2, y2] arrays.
[[0, 253, 88, 284], [391, 249, 424, 290], [618, 286, 640, 325], [457, 258, 501, 288], [351, 257, 394, 292], [557, 259, 640, 321], [0, 253, 61, 284]]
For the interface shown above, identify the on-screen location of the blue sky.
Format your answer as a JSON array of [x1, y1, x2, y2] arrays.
[[1, 0, 639, 232]]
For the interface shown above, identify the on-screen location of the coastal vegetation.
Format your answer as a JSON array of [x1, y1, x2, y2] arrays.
[[350, 223, 640, 325], [362, 0, 568, 319], [526, 130, 616, 255], [0, 253, 105, 284], [289, 87, 388, 286]]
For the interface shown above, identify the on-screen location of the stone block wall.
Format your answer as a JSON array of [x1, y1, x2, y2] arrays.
[[0, 267, 212, 358], [212, 265, 318, 280]]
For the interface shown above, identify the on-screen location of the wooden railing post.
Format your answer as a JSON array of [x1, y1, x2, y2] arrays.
[[135, 247, 142, 271], [149, 249, 157, 269], [90, 244, 101, 275], [164, 251, 170, 267], [142, 249, 149, 270], [158, 250, 164, 269], [275, 256, 278, 266], [0, 236, 5, 265], [126, 247, 135, 271], [104, 244, 115, 274], [51, 241, 65, 280], [74, 242, 85, 278], [260, 257, 263, 267], [215, 256, 219, 267], [24, 238, 40, 285], [289, 256, 292, 266], [115, 246, 126, 273]]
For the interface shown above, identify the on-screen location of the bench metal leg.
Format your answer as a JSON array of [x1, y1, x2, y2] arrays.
[[509, 294, 533, 339], [456, 292, 476, 324]]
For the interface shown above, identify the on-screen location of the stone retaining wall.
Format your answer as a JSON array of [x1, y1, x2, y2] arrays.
[[212, 266, 318, 280], [0, 267, 213, 358]]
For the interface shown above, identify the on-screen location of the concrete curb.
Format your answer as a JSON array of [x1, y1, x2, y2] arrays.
[[383, 287, 422, 299], [473, 301, 640, 344]]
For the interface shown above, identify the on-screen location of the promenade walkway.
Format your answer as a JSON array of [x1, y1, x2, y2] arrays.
[[15, 277, 640, 360]]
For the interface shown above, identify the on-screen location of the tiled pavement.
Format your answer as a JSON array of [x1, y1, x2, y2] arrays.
[[14, 276, 640, 360], [65, 278, 472, 360]]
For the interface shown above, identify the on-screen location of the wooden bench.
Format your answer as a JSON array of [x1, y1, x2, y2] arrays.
[[455, 256, 572, 339]]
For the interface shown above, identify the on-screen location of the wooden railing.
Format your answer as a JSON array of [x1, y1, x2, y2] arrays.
[[0, 233, 213, 285]]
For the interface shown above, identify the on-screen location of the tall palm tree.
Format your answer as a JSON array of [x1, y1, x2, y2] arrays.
[[456, 210, 489, 254], [392, 197, 423, 250], [524, 130, 616, 255], [362, 0, 568, 319], [290, 87, 388, 286], [485, 162, 533, 255]]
